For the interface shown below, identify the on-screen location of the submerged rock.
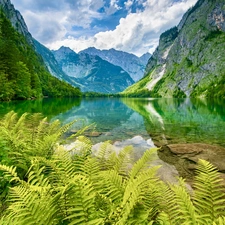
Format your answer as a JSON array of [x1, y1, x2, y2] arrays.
[[159, 143, 225, 183], [84, 132, 102, 137], [167, 143, 225, 171]]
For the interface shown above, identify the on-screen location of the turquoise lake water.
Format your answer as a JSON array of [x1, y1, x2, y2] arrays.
[[0, 97, 224, 147]]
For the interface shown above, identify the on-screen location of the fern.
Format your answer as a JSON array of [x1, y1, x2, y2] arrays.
[[129, 148, 158, 179], [193, 160, 225, 223], [113, 145, 133, 177], [4, 186, 59, 225], [1, 112, 225, 225], [97, 170, 124, 205], [61, 175, 103, 225], [213, 217, 225, 225], [170, 178, 199, 225]]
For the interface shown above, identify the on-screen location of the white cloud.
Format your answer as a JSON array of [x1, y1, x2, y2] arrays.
[[124, 0, 133, 10], [11, 0, 105, 43], [47, 0, 197, 56], [11, 0, 198, 56]]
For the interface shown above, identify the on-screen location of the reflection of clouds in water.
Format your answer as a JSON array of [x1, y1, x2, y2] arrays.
[[91, 135, 179, 184], [113, 135, 155, 151]]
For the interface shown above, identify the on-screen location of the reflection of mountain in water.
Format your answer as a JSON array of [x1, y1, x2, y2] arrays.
[[1, 97, 224, 147], [123, 98, 225, 147], [53, 98, 148, 143]]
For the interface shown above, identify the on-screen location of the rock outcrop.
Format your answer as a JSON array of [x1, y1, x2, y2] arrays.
[[123, 0, 225, 98], [0, 0, 33, 44]]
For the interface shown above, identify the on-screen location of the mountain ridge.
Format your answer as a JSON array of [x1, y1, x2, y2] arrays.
[[80, 47, 151, 82], [52, 46, 135, 93], [123, 0, 225, 98]]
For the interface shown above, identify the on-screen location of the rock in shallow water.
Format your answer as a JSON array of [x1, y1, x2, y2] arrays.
[[92, 135, 180, 184], [167, 143, 225, 172]]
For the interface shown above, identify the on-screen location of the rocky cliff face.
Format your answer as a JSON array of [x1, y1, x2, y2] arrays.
[[33, 40, 81, 88], [80, 47, 151, 82], [124, 0, 225, 98], [53, 47, 135, 93], [0, 0, 33, 45]]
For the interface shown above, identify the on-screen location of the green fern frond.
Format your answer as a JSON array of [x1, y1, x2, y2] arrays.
[[193, 159, 225, 223], [118, 168, 160, 224], [113, 145, 133, 177], [51, 148, 77, 182], [60, 175, 101, 225], [170, 178, 199, 225], [74, 135, 93, 157], [158, 182, 180, 224], [213, 217, 225, 225], [26, 159, 50, 188], [0, 111, 17, 130], [156, 211, 173, 225], [0, 164, 21, 183], [34, 117, 49, 141], [83, 157, 101, 184], [129, 148, 158, 179], [12, 112, 28, 134], [4, 185, 59, 225], [95, 141, 114, 170], [97, 170, 124, 204]]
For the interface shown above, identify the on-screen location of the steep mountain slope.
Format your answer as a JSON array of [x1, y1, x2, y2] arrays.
[[80, 47, 151, 82], [0, 0, 81, 100], [33, 40, 81, 88], [53, 47, 134, 93], [123, 0, 225, 98]]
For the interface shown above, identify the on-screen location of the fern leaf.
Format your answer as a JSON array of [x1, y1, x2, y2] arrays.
[[12, 112, 28, 134], [193, 160, 225, 223], [113, 145, 133, 177], [170, 178, 199, 225], [129, 148, 158, 179], [213, 217, 225, 225], [5, 185, 59, 225], [118, 168, 159, 224], [0, 164, 21, 183], [60, 175, 100, 225], [97, 170, 124, 204]]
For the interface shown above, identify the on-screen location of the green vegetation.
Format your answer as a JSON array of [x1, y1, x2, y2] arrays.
[[122, 0, 225, 99], [0, 111, 225, 224], [0, 10, 81, 101], [82, 92, 120, 98]]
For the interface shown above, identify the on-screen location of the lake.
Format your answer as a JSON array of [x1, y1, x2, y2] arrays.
[[0, 97, 224, 148]]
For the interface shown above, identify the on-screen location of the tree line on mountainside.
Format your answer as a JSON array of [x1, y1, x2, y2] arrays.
[[0, 10, 81, 101]]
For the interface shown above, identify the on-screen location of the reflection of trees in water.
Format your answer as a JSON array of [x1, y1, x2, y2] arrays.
[[0, 98, 81, 119], [123, 98, 225, 146]]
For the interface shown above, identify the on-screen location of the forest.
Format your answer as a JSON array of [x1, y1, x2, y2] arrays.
[[0, 10, 81, 101]]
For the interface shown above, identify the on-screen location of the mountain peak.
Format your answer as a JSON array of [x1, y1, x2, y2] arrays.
[[57, 46, 75, 54], [80, 47, 150, 81]]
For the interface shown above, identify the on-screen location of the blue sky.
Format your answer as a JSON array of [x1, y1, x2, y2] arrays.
[[11, 0, 197, 56]]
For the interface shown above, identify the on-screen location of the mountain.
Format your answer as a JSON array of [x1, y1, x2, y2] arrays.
[[52, 47, 134, 93], [33, 40, 81, 88], [123, 0, 225, 98], [139, 52, 152, 65], [0, 0, 81, 100], [80, 47, 151, 82]]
